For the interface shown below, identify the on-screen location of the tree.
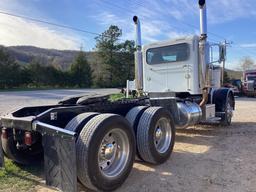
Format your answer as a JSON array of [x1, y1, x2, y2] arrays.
[[25, 58, 68, 87], [70, 51, 92, 87], [95, 26, 136, 87], [95, 25, 122, 87], [0, 48, 22, 88], [118, 40, 136, 81], [239, 56, 256, 71], [223, 70, 230, 84]]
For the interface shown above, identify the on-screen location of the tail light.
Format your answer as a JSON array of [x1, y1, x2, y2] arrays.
[[24, 132, 32, 146], [1, 129, 8, 139]]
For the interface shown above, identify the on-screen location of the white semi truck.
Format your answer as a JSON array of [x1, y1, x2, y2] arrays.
[[0, 0, 234, 191]]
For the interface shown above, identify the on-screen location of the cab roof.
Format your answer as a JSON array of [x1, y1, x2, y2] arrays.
[[143, 35, 199, 50]]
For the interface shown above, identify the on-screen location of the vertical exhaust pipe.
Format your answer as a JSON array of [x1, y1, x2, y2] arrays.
[[133, 16, 143, 91], [198, 0, 209, 107], [199, 0, 207, 37]]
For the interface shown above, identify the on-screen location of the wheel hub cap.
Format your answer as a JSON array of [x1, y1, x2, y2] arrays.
[[154, 117, 172, 154], [103, 143, 116, 160], [98, 129, 130, 178], [227, 102, 233, 119], [155, 128, 163, 141]]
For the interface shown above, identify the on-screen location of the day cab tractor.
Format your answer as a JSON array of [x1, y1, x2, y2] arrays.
[[242, 69, 256, 97], [0, 1, 234, 191], [224, 79, 242, 97]]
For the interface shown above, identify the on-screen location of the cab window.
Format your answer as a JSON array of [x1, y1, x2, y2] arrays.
[[146, 43, 190, 65]]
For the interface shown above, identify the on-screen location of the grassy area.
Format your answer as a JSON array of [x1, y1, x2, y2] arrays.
[[109, 93, 126, 101], [0, 158, 42, 192]]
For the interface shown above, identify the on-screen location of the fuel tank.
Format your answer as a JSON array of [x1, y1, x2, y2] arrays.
[[176, 101, 202, 129]]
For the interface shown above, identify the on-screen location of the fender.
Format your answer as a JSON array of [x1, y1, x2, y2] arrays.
[[212, 88, 235, 112]]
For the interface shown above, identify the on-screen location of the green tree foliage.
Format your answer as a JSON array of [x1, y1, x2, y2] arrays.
[[25, 59, 66, 87], [223, 70, 230, 84], [0, 48, 23, 88], [95, 25, 122, 87], [118, 40, 136, 81], [95, 26, 135, 87], [70, 51, 92, 87]]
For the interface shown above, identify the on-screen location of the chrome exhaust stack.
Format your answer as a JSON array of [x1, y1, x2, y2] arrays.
[[199, 0, 207, 37], [198, 0, 210, 107], [133, 16, 143, 91]]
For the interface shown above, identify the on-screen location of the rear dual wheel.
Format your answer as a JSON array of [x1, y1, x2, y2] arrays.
[[65, 113, 135, 191], [126, 106, 175, 164]]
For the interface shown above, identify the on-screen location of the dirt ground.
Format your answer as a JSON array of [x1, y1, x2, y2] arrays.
[[116, 97, 256, 192], [0, 90, 256, 192]]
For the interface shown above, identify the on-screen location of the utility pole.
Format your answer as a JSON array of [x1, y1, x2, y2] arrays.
[[221, 39, 227, 86], [221, 40, 232, 85]]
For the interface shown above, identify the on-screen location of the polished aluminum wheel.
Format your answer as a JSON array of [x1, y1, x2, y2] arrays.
[[226, 101, 233, 122], [98, 128, 130, 178], [154, 117, 172, 154]]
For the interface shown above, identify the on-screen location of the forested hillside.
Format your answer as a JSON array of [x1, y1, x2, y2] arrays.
[[6, 45, 79, 70], [0, 25, 135, 89]]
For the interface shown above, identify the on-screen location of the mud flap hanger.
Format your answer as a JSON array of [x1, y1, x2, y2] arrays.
[[33, 121, 77, 192]]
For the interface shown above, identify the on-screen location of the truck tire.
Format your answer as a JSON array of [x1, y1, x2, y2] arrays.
[[125, 106, 149, 161], [1, 130, 43, 165], [76, 114, 135, 191], [220, 94, 234, 126], [137, 107, 175, 164], [64, 112, 99, 134], [125, 106, 149, 132]]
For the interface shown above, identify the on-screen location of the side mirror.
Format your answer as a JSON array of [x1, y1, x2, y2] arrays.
[[219, 44, 226, 62]]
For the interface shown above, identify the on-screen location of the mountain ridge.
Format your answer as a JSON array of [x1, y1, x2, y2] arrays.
[[5, 45, 91, 70]]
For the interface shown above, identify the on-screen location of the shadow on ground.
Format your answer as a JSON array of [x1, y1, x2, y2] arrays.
[[2, 121, 256, 192]]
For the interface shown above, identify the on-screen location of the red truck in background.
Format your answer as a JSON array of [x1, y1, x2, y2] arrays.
[[242, 69, 256, 97]]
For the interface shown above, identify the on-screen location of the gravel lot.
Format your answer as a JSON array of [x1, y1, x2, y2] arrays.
[[0, 90, 255, 192], [119, 97, 256, 192]]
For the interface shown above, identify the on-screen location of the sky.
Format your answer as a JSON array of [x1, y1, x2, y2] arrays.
[[0, 0, 256, 69]]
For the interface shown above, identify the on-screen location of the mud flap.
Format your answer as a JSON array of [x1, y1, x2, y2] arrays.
[[34, 121, 77, 192], [0, 129, 4, 167]]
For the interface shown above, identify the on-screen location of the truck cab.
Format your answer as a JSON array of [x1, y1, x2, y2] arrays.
[[143, 35, 200, 94], [142, 35, 223, 96]]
